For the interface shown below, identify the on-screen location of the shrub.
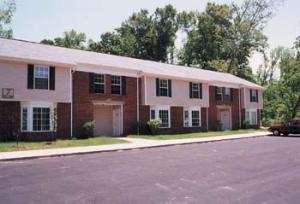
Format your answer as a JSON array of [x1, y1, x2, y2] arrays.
[[242, 119, 250, 129], [147, 119, 162, 135], [216, 120, 223, 131], [79, 121, 95, 139]]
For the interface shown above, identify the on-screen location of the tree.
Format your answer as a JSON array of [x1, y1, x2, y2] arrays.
[[41, 29, 86, 49], [89, 5, 178, 63], [0, 0, 16, 38], [260, 37, 300, 125], [179, 0, 279, 79]]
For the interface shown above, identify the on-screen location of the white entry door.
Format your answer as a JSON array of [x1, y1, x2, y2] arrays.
[[220, 110, 231, 130], [113, 108, 121, 136]]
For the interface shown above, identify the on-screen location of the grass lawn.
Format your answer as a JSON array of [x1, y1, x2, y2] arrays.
[[130, 129, 264, 140], [0, 137, 128, 152]]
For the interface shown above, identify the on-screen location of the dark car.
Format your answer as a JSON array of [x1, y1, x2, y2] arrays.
[[268, 119, 300, 136]]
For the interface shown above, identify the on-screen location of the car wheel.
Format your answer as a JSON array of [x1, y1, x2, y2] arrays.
[[273, 129, 280, 136]]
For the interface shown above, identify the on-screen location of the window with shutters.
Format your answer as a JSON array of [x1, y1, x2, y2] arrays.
[[34, 65, 49, 89], [93, 74, 105, 93], [159, 79, 169, 96], [250, 89, 258, 102], [191, 83, 202, 98], [111, 75, 122, 95]]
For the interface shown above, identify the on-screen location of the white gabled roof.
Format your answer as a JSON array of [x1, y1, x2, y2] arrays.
[[0, 38, 263, 90]]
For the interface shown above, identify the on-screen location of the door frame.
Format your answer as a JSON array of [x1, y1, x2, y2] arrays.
[[93, 100, 124, 136], [217, 105, 232, 130]]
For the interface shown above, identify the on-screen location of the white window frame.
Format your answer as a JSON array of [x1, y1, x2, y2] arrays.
[[34, 65, 50, 90], [21, 102, 56, 132], [111, 75, 122, 95], [191, 83, 201, 98], [224, 87, 231, 100], [94, 73, 105, 94], [216, 87, 222, 101], [159, 79, 169, 97], [183, 107, 201, 127], [245, 109, 257, 125], [250, 89, 258, 102], [149, 106, 171, 128]]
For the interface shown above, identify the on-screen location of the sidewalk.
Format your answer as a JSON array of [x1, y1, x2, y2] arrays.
[[0, 131, 267, 161]]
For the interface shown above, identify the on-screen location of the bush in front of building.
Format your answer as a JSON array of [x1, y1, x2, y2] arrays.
[[147, 119, 162, 135], [242, 119, 250, 129], [79, 121, 95, 139]]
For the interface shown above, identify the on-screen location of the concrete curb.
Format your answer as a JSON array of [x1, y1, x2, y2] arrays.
[[0, 132, 267, 161]]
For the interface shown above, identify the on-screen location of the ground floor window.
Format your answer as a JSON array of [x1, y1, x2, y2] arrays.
[[184, 107, 201, 127], [150, 106, 170, 128], [21, 102, 56, 132], [246, 109, 257, 125]]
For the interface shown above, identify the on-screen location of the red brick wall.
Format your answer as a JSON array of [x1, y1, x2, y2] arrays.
[[139, 105, 207, 134], [73, 71, 137, 137], [208, 86, 240, 130], [57, 103, 71, 139], [0, 101, 20, 141]]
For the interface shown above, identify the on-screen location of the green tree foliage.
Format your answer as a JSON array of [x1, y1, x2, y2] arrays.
[[88, 5, 178, 63], [260, 37, 300, 125], [0, 0, 16, 38], [179, 0, 278, 80], [41, 29, 86, 49]]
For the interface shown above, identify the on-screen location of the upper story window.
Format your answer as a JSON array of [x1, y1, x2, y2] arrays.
[[215, 87, 222, 101], [250, 89, 258, 102], [34, 65, 49, 90], [224, 87, 232, 101], [94, 74, 105, 93], [156, 78, 172, 97], [111, 75, 122, 95], [190, 82, 202, 99], [27, 64, 55, 90]]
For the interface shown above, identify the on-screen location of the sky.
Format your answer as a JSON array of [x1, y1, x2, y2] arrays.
[[9, 0, 300, 69]]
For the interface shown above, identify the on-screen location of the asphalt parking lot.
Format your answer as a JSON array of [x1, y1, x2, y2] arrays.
[[0, 135, 300, 204]]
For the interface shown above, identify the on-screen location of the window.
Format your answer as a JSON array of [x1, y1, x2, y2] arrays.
[[22, 107, 28, 131], [190, 83, 202, 99], [150, 110, 156, 120], [216, 87, 222, 101], [159, 79, 169, 96], [21, 102, 55, 132], [94, 74, 105, 93], [150, 106, 170, 128], [184, 110, 189, 127], [224, 88, 232, 101], [156, 78, 172, 97], [111, 75, 122, 95], [246, 109, 257, 125], [33, 108, 50, 131], [34, 65, 49, 89], [250, 89, 258, 102], [159, 110, 169, 128], [183, 107, 201, 127]]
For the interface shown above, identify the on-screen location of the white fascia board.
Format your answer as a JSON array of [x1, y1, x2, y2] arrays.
[[75, 63, 139, 77], [0, 56, 75, 67], [142, 72, 210, 83]]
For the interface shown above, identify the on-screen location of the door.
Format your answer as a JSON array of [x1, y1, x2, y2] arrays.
[[113, 108, 121, 136], [220, 110, 231, 130]]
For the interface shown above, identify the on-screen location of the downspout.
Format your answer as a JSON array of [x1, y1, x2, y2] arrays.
[[239, 85, 241, 129], [136, 71, 142, 135], [70, 68, 74, 138], [206, 107, 209, 131]]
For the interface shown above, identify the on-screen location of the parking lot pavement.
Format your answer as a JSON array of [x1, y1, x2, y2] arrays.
[[0, 135, 300, 204]]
